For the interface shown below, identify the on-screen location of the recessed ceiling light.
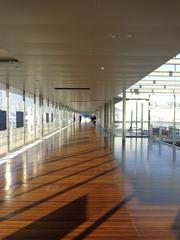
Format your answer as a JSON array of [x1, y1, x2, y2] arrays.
[[100, 66, 105, 70], [107, 33, 117, 39], [54, 87, 90, 90], [127, 34, 133, 38]]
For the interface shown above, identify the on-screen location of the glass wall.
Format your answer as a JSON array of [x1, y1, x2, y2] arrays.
[[0, 83, 75, 157], [149, 94, 180, 146], [114, 97, 149, 137], [9, 88, 24, 150], [43, 99, 50, 136], [50, 101, 56, 132], [115, 101, 122, 130], [0, 84, 8, 155], [55, 103, 60, 129], [25, 93, 35, 143], [175, 95, 180, 145], [114, 92, 180, 143], [62, 107, 67, 127], [150, 95, 174, 142], [122, 52, 180, 145], [126, 99, 149, 136], [35, 95, 42, 139]]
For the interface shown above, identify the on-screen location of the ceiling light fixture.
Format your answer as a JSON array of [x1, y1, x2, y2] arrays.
[[100, 66, 105, 70], [54, 87, 90, 90], [107, 33, 117, 39], [127, 34, 133, 38]]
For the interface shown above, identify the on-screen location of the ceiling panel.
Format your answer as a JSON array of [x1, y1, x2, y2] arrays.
[[0, 0, 180, 112]]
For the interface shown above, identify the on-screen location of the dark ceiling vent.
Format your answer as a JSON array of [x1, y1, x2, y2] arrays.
[[0, 58, 19, 63], [0, 49, 20, 63], [54, 87, 90, 90]]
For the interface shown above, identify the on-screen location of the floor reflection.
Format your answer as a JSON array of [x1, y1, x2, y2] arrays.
[[114, 137, 180, 205], [1, 124, 180, 239], [172, 211, 180, 240]]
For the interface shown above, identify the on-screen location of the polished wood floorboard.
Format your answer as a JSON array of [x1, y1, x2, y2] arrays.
[[0, 123, 180, 239]]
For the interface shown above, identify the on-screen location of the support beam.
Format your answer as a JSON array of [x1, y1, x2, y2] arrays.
[[173, 94, 176, 147], [6, 84, 10, 152], [141, 102, 144, 135], [112, 99, 115, 130], [136, 100, 138, 137], [122, 89, 126, 143]]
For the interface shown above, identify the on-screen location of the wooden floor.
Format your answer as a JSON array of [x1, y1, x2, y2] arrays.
[[0, 123, 179, 239]]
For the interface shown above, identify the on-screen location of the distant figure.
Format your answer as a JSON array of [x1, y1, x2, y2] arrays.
[[79, 115, 82, 123], [91, 115, 96, 126], [91, 115, 93, 123], [73, 115, 75, 123]]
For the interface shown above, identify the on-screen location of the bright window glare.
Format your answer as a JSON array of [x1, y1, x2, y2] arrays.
[[125, 52, 180, 96], [155, 64, 175, 72]]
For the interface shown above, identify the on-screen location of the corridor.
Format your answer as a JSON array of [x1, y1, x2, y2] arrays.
[[0, 123, 180, 239]]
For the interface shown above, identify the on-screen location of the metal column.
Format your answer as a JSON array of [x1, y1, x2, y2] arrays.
[[6, 84, 10, 152], [112, 99, 115, 130], [173, 94, 176, 147], [148, 95, 151, 138], [122, 89, 126, 143], [141, 102, 144, 135]]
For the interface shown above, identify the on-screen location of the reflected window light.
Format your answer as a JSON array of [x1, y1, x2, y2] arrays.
[[23, 157, 28, 183], [5, 163, 12, 192]]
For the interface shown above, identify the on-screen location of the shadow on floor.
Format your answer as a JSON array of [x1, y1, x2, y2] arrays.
[[172, 210, 180, 240], [4, 195, 87, 240], [74, 192, 135, 240]]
